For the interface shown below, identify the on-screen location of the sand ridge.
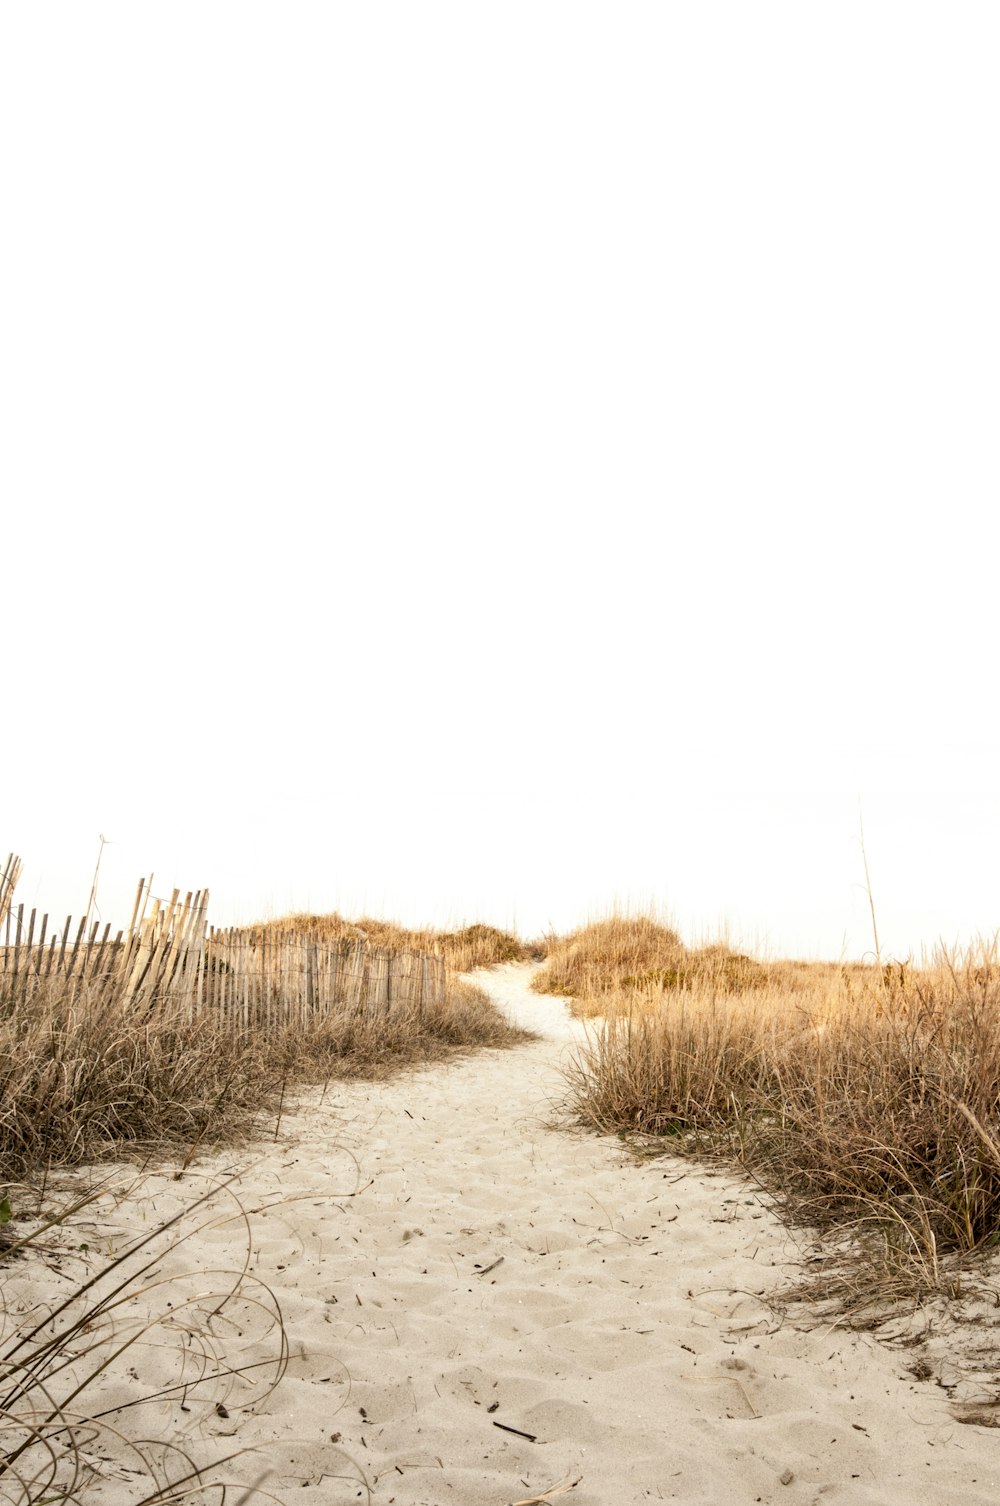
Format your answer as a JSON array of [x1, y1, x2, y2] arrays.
[[14, 963, 1000, 1504]]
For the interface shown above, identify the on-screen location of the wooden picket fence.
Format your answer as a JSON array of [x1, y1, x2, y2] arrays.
[[0, 857, 446, 1027]]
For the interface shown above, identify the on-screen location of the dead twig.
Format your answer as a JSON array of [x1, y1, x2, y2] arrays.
[[509, 1476, 582, 1505]]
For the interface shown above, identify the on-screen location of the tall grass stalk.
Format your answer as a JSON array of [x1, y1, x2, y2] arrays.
[[0, 1171, 361, 1504]]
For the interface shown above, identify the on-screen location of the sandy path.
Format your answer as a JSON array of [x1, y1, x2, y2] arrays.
[[24, 964, 999, 1504]]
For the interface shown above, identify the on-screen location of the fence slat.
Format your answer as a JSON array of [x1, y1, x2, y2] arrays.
[[0, 854, 22, 929]]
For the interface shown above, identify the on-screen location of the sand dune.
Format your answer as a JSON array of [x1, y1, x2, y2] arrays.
[[12, 963, 1000, 1504]]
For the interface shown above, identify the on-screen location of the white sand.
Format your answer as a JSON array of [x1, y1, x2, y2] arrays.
[[10, 963, 1000, 1504]]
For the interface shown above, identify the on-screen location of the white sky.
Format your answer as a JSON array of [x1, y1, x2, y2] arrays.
[[4, 3, 999, 962]]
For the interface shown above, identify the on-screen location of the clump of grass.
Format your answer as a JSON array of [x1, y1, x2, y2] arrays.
[[256, 913, 529, 971], [565, 931, 1000, 1299], [622, 945, 771, 995], [532, 914, 769, 1013], [437, 923, 528, 970], [0, 973, 530, 1184], [0, 981, 275, 1178], [761, 957, 1000, 1275], [531, 915, 685, 1002], [565, 987, 782, 1141], [278, 977, 534, 1081]]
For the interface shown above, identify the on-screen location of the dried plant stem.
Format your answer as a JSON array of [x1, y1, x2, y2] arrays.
[[858, 799, 882, 969]]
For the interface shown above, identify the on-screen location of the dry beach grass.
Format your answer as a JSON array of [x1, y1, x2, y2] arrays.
[[0, 896, 533, 1506], [7, 963, 999, 1505], [532, 915, 771, 1009], [257, 913, 532, 973], [0, 940, 529, 1183], [554, 915, 1000, 1302], [6, 894, 1000, 1502]]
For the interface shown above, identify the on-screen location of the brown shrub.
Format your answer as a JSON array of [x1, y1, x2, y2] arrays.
[[531, 915, 685, 999], [565, 943, 1000, 1296], [0, 972, 531, 1181]]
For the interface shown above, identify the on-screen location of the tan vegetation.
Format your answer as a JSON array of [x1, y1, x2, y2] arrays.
[[0, 858, 532, 1184], [562, 917, 1000, 1298], [531, 915, 686, 1000], [0, 965, 528, 1183], [532, 913, 769, 1011], [0, 857, 534, 1506], [256, 911, 531, 972]]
